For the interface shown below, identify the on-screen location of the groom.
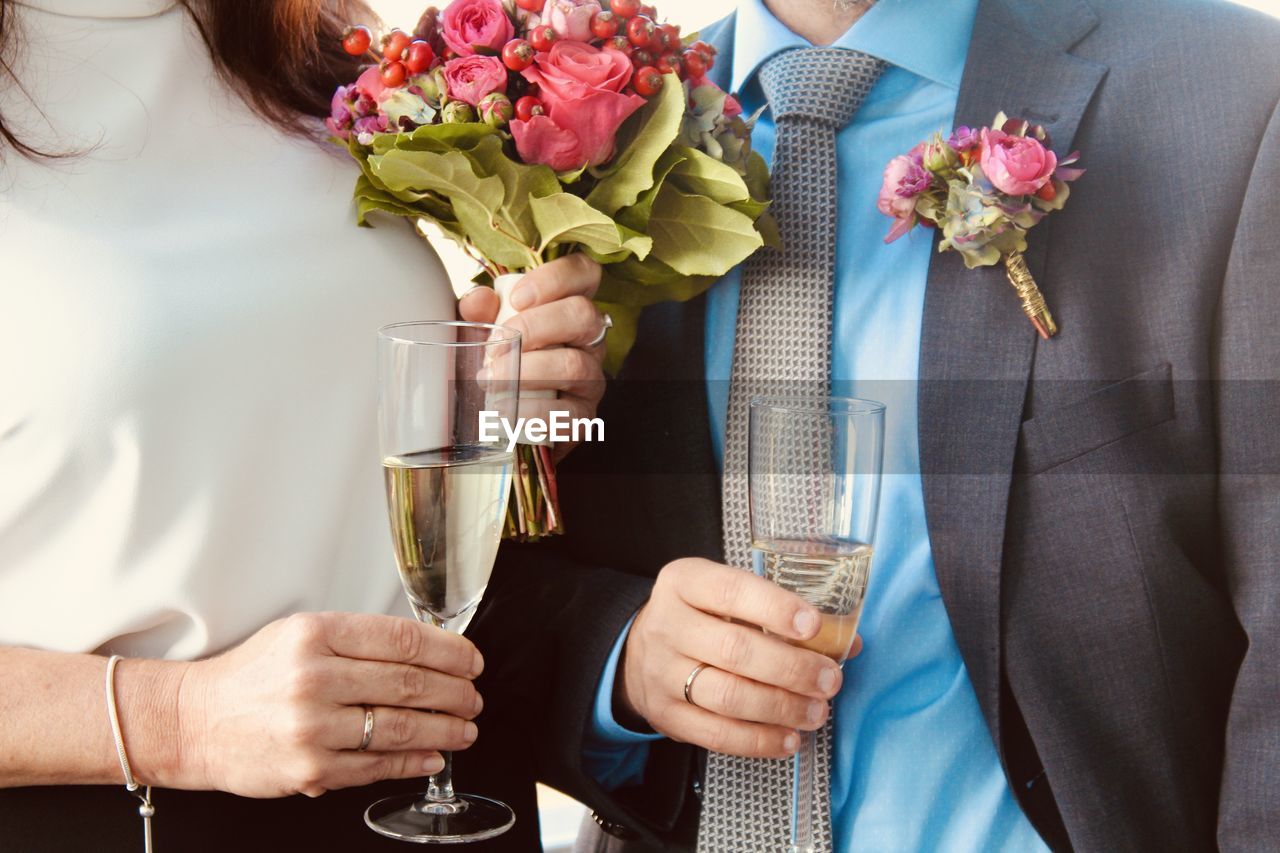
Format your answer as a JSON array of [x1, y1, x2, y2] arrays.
[[473, 0, 1280, 849]]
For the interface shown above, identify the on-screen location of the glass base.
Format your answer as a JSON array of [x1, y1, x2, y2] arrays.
[[365, 793, 515, 844]]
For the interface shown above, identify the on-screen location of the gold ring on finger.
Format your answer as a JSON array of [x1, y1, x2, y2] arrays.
[[683, 663, 711, 706], [358, 705, 375, 751]]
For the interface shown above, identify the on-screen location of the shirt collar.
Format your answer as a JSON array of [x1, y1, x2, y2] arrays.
[[14, 0, 178, 19], [731, 0, 979, 93]]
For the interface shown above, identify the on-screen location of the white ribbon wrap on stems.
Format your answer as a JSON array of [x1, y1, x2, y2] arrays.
[[492, 273, 555, 445]]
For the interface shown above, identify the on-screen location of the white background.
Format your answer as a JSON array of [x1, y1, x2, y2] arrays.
[[367, 0, 1279, 848]]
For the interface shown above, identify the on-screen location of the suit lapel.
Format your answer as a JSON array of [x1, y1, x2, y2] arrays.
[[918, 0, 1108, 755]]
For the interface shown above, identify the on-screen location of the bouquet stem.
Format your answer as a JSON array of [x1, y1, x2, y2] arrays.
[[504, 443, 565, 541], [1004, 252, 1058, 339], [490, 273, 566, 542]]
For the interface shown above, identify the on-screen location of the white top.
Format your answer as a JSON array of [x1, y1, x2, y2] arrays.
[[0, 0, 453, 658]]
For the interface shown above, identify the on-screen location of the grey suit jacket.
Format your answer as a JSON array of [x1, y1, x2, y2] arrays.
[[474, 0, 1280, 850]]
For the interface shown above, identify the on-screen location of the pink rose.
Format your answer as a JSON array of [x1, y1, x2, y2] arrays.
[[443, 55, 507, 106], [877, 151, 930, 242], [511, 42, 643, 171], [541, 0, 602, 42], [440, 0, 514, 57], [979, 128, 1057, 196]]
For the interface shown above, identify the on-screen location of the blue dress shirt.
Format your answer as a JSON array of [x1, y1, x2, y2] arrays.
[[585, 1, 1048, 849]]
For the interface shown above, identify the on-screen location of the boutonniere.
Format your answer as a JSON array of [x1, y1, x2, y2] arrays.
[[877, 113, 1084, 338]]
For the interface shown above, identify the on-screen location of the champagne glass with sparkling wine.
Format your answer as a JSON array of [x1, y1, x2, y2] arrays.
[[749, 396, 885, 853], [367, 321, 521, 843]]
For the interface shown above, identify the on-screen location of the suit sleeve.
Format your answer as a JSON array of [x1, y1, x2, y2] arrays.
[[469, 542, 697, 849], [1214, 99, 1280, 849]]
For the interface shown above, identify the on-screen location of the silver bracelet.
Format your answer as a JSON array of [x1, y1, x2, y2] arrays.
[[105, 655, 156, 853]]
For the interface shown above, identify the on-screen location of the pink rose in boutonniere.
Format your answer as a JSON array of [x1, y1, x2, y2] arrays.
[[877, 143, 932, 241], [878, 112, 1084, 339], [440, 0, 514, 56], [979, 127, 1057, 196]]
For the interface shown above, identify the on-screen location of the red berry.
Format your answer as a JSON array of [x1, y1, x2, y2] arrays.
[[633, 66, 664, 96], [381, 29, 412, 62], [639, 4, 657, 16], [516, 0, 543, 9], [1035, 181, 1058, 202], [689, 40, 714, 56], [626, 15, 654, 48], [502, 39, 535, 71], [404, 40, 435, 74], [655, 52, 681, 75], [630, 49, 654, 68], [610, 0, 640, 18], [590, 10, 619, 39], [341, 25, 372, 56], [681, 48, 705, 78], [379, 59, 407, 88], [607, 35, 633, 55], [661, 23, 681, 46], [515, 95, 544, 121], [529, 24, 557, 52]]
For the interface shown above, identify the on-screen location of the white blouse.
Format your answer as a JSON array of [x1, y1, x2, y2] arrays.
[[0, 0, 453, 658]]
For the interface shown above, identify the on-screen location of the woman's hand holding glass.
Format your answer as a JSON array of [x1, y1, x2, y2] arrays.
[[177, 612, 484, 798]]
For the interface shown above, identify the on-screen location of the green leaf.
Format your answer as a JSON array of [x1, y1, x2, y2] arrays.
[[615, 148, 686, 233], [647, 188, 764, 277], [368, 147, 537, 271], [585, 73, 685, 216], [593, 301, 642, 377], [742, 150, 772, 203], [529, 193, 653, 259], [462, 135, 561, 247], [597, 258, 717, 306], [668, 146, 752, 205], [371, 122, 498, 156]]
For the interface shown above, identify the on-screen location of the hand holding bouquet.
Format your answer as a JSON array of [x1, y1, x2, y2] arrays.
[[328, 0, 774, 539]]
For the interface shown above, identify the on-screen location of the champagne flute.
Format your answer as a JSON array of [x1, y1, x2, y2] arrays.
[[366, 321, 521, 844], [748, 395, 885, 853]]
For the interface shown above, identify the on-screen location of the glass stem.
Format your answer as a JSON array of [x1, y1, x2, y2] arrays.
[[791, 730, 818, 853], [426, 751, 455, 803]]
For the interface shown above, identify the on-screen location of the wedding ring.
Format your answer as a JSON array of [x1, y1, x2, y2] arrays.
[[358, 706, 375, 751], [683, 663, 711, 706], [587, 313, 613, 348]]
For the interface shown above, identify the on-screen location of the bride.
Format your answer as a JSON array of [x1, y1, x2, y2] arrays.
[[0, 0, 608, 849]]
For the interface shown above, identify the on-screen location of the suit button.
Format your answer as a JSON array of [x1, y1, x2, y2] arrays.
[[591, 811, 640, 840]]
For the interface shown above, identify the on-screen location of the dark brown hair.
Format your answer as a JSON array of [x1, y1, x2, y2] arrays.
[[0, 0, 379, 159]]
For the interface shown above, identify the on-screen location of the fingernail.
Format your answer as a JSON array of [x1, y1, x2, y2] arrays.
[[462, 722, 479, 744], [807, 701, 825, 725], [793, 609, 818, 638], [509, 284, 533, 311], [424, 755, 446, 774], [817, 666, 838, 695], [470, 652, 484, 678], [783, 733, 799, 753], [473, 692, 484, 716]]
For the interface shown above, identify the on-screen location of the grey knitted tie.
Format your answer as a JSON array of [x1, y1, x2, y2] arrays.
[[700, 48, 885, 853]]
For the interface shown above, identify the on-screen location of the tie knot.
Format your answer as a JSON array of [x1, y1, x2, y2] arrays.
[[758, 48, 886, 128]]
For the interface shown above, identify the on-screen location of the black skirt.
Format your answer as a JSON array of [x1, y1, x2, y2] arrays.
[[0, 731, 543, 853]]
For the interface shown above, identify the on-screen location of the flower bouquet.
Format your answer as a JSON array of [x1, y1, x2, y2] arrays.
[[328, 0, 773, 540], [878, 113, 1083, 338]]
